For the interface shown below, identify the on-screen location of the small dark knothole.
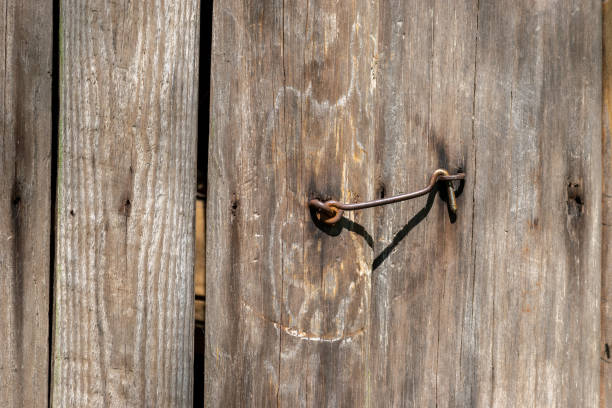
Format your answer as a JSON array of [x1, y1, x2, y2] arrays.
[[12, 196, 21, 207], [119, 198, 132, 217], [606, 343, 610, 360], [231, 196, 239, 216], [567, 181, 584, 217], [69, 209, 75, 217], [378, 183, 386, 199]]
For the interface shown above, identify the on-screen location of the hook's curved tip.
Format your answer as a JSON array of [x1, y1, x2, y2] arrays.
[[445, 181, 458, 215]]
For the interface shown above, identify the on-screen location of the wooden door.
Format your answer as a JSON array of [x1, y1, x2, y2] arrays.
[[205, 1, 603, 406]]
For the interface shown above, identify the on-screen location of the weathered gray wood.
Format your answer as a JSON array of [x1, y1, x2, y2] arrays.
[[0, 1, 52, 406], [470, 2, 600, 406], [52, 1, 199, 406], [602, 1, 612, 405], [367, 1, 477, 406], [206, 0, 378, 405], [206, 1, 602, 406]]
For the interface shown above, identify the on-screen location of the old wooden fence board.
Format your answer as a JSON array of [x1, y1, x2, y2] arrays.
[[470, 2, 601, 406], [0, 1, 53, 406], [602, 1, 612, 405], [52, 1, 200, 406], [206, 1, 603, 406]]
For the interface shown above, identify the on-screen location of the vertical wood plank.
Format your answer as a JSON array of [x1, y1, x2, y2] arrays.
[[206, 2, 289, 405], [0, 1, 52, 406], [277, 1, 379, 405], [52, 0, 200, 406], [206, 0, 380, 405], [470, 1, 601, 406], [602, 1, 612, 405], [367, 1, 477, 406]]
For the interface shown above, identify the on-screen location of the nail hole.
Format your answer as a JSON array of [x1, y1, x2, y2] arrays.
[[231, 195, 239, 216], [379, 183, 386, 199], [567, 181, 584, 216], [120, 198, 132, 217]]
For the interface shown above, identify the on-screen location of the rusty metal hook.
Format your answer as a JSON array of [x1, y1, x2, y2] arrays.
[[308, 169, 465, 224]]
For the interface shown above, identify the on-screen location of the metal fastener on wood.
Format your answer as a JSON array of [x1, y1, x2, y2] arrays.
[[308, 169, 465, 224]]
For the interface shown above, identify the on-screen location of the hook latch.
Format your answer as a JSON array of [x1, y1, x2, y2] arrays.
[[308, 169, 465, 225]]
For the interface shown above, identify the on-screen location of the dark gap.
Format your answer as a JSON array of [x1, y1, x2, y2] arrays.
[[48, 0, 60, 402], [606, 343, 610, 360], [194, 0, 213, 406]]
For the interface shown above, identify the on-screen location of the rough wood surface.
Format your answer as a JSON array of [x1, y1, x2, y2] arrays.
[[206, 1, 602, 406], [52, 1, 200, 406], [0, 1, 52, 407], [469, 2, 601, 406], [602, 2, 612, 406]]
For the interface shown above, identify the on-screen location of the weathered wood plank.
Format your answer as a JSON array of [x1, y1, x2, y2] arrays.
[[52, 1, 200, 406], [367, 1, 477, 406], [206, 2, 288, 405], [206, 0, 379, 405], [470, 2, 601, 406], [206, 1, 602, 406], [0, 1, 52, 406], [602, 1, 612, 405], [277, 1, 379, 405]]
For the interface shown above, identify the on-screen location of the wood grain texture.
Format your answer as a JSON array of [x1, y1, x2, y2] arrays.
[[367, 1, 476, 406], [602, 2, 612, 406], [470, 2, 601, 406], [0, 1, 52, 407], [206, 1, 602, 406], [206, 0, 378, 405], [52, 0, 199, 406]]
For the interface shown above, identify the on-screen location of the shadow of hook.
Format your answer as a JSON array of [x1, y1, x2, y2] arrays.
[[309, 205, 374, 249], [309, 179, 464, 270], [372, 189, 437, 270]]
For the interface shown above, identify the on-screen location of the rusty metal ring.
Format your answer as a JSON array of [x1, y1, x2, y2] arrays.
[[308, 199, 345, 224]]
